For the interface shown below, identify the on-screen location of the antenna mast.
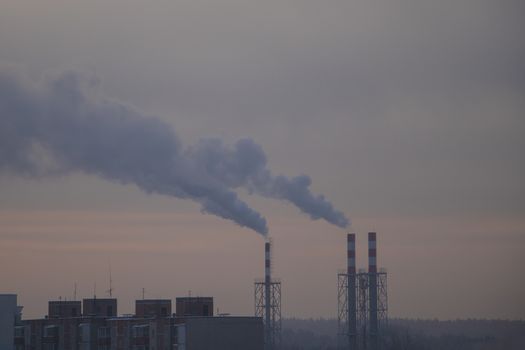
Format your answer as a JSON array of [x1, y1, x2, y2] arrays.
[[107, 262, 113, 297]]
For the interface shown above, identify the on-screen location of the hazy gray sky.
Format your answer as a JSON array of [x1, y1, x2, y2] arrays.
[[1, 0, 524, 319]]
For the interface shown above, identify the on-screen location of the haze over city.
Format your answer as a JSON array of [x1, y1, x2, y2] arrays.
[[1, 0, 524, 326]]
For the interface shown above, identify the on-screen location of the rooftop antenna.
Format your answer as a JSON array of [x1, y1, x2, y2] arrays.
[[93, 282, 97, 299], [107, 261, 113, 297], [74, 282, 77, 301], [142, 288, 145, 300]]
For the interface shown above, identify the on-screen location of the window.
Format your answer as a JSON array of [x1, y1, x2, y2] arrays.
[[43, 325, 58, 338], [132, 325, 149, 338], [78, 324, 90, 343], [98, 327, 110, 338], [14, 326, 24, 338]]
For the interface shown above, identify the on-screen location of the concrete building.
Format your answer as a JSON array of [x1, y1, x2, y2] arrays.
[[48, 301, 81, 319], [175, 297, 213, 317], [179, 317, 264, 350], [1, 294, 20, 350], [82, 299, 117, 317], [135, 299, 171, 318], [19, 316, 107, 350], [108, 316, 174, 350], [13, 297, 263, 350]]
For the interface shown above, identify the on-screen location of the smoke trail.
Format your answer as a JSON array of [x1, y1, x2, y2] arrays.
[[0, 67, 349, 235], [187, 139, 350, 228]]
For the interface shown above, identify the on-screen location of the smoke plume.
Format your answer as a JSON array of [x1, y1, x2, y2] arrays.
[[0, 67, 349, 235]]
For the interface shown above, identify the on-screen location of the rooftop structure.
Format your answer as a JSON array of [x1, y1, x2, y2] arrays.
[[48, 300, 81, 319], [82, 298, 117, 317], [136, 299, 172, 318], [176, 297, 213, 317]]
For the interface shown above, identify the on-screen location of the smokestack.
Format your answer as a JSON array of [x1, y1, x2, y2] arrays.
[[347, 233, 356, 275], [368, 232, 377, 273], [368, 232, 378, 348], [347, 233, 357, 349], [265, 241, 271, 283], [265, 241, 271, 348]]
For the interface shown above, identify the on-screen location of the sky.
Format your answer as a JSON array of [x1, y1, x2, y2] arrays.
[[0, 0, 524, 320]]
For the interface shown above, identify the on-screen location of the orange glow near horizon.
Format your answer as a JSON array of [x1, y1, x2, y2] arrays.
[[1, 210, 524, 320]]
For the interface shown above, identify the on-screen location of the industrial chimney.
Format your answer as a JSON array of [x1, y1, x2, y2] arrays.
[[255, 240, 281, 350], [265, 241, 271, 347], [368, 232, 378, 348], [347, 233, 357, 349], [338, 232, 387, 349]]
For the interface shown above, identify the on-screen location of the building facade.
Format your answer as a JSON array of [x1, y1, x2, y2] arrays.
[[175, 298, 213, 317], [1, 294, 21, 350], [13, 297, 262, 350]]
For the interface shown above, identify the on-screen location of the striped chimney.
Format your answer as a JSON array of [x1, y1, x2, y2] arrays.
[[347, 233, 356, 275], [265, 241, 271, 282], [264, 241, 271, 346], [347, 233, 357, 348], [368, 232, 377, 273], [368, 231, 379, 342]]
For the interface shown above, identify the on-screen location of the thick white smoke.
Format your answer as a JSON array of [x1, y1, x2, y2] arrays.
[[0, 67, 349, 235]]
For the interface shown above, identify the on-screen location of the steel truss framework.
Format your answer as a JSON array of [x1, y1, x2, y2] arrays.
[[255, 279, 282, 350], [338, 271, 388, 350]]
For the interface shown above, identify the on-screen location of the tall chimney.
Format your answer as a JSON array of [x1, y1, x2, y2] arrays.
[[347, 233, 356, 275], [368, 232, 378, 347], [265, 241, 271, 348], [347, 233, 357, 349]]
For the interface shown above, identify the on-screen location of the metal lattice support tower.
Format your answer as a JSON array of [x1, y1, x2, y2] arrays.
[[255, 279, 281, 350], [337, 233, 357, 349], [255, 241, 281, 350], [368, 232, 378, 350], [376, 270, 388, 332], [270, 281, 282, 347], [337, 272, 349, 347], [338, 233, 388, 350], [357, 270, 369, 350]]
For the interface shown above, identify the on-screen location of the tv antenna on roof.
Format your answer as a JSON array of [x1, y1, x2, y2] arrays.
[[106, 262, 114, 297]]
